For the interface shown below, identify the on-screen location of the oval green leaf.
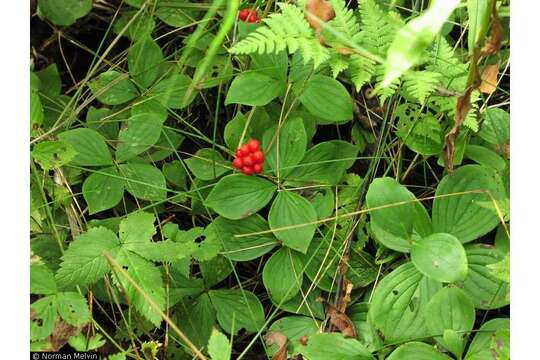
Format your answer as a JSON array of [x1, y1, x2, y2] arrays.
[[58, 128, 113, 166], [82, 167, 125, 214], [225, 72, 285, 106], [263, 247, 304, 304], [299, 75, 353, 123]]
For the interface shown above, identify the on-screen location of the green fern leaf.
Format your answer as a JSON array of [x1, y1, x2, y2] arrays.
[[358, 0, 401, 56], [322, 0, 361, 48], [403, 71, 442, 104], [329, 54, 350, 78], [348, 54, 376, 90]]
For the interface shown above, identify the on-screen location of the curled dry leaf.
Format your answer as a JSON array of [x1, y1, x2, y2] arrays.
[[266, 331, 289, 360], [326, 302, 357, 338], [479, 64, 499, 94], [305, 0, 336, 45], [481, 1, 503, 57], [50, 319, 79, 351]]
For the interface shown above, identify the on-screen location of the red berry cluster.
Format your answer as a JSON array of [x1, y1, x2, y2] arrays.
[[239, 8, 260, 23], [232, 139, 265, 175]]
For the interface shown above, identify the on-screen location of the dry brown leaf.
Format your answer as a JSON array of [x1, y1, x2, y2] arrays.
[[266, 331, 289, 360], [479, 64, 499, 94], [326, 303, 357, 338], [481, 1, 503, 57], [49, 319, 79, 351], [305, 0, 336, 45]]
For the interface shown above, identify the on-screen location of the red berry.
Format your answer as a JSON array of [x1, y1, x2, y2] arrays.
[[253, 163, 263, 174], [242, 155, 254, 166], [240, 144, 250, 154], [236, 149, 245, 158], [239, 9, 249, 21], [248, 12, 259, 23], [252, 150, 264, 163], [247, 139, 260, 152], [242, 166, 254, 175], [232, 157, 243, 169]]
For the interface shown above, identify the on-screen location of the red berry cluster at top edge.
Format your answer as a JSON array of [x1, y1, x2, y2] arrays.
[[232, 139, 265, 175], [239, 8, 260, 23]]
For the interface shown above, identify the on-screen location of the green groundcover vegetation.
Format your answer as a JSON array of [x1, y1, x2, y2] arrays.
[[30, 0, 510, 359]]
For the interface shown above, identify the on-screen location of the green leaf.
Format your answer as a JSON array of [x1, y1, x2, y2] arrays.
[[200, 256, 233, 288], [300, 333, 373, 360], [462, 245, 509, 309], [487, 253, 510, 283], [207, 215, 277, 262], [119, 211, 156, 246], [31, 264, 57, 295], [478, 108, 510, 145], [298, 75, 353, 123], [85, 106, 119, 140], [88, 71, 139, 105], [163, 160, 187, 189], [347, 303, 383, 353], [269, 191, 317, 254], [209, 289, 265, 334], [467, 0, 493, 54], [432, 165, 506, 243], [151, 74, 195, 109], [129, 240, 196, 263], [268, 316, 321, 356], [118, 252, 166, 327], [465, 318, 509, 360], [396, 111, 443, 156], [128, 36, 164, 89], [36, 64, 62, 96], [387, 342, 453, 360], [30, 296, 58, 341], [57, 292, 91, 326], [38, 0, 92, 26], [411, 233, 468, 283], [68, 333, 106, 352], [251, 51, 289, 82], [185, 148, 230, 181], [464, 145, 507, 172], [262, 117, 307, 177], [368, 262, 441, 343], [56, 227, 120, 288], [287, 140, 359, 185], [425, 287, 475, 358], [30, 91, 44, 133], [113, 10, 156, 41], [263, 247, 304, 303], [116, 113, 164, 162], [382, 0, 460, 86], [58, 128, 113, 166], [175, 294, 216, 349], [141, 127, 185, 162], [366, 177, 432, 252], [156, 1, 202, 28], [119, 162, 167, 201], [205, 174, 277, 220], [82, 167, 125, 214], [32, 140, 77, 170], [225, 73, 285, 106], [208, 329, 231, 360]]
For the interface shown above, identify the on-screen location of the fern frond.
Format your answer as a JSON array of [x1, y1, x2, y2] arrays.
[[358, 0, 401, 56], [348, 54, 376, 91], [403, 71, 442, 104], [374, 64, 398, 104], [230, 3, 330, 67], [323, 0, 361, 47], [329, 54, 350, 78]]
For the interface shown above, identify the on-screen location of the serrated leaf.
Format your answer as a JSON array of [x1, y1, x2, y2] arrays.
[[88, 71, 139, 105], [205, 174, 277, 220], [58, 128, 113, 166], [31, 296, 58, 341], [82, 167, 125, 214], [119, 211, 156, 246], [57, 292, 91, 326], [209, 289, 265, 334], [478, 108, 510, 145], [208, 329, 231, 360], [56, 227, 120, 288], [31, 264, 57, 295], [269, 191, 317, 254], [411, 233, 468, 283], [118, 251, 166, 327], [263, 247, 304, 303]]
